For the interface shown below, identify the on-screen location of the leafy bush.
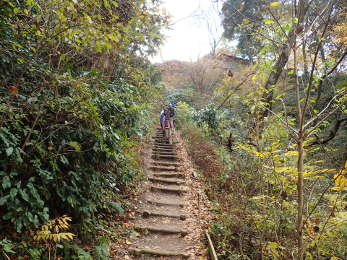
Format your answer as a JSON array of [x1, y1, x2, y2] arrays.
[[0, 0, 166, 258], [178, 102, 347, 259]]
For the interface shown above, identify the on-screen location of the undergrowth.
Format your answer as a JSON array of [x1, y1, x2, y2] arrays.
[[0, 0, 167, 258], [176, 101, 347, 259]]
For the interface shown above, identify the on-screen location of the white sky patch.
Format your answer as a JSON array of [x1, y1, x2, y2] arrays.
[[150, 0, 223, 63]]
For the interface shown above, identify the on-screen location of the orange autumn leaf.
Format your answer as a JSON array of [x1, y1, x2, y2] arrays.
[[8, 86, 19, 95]]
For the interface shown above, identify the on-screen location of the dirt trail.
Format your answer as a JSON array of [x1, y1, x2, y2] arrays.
[[116, 128, 211, 259]]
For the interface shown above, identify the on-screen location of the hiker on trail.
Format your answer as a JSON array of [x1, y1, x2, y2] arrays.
[[163, 107, 172, 129], [167, 104, 176, 130], [160, 108, 166, 130], [160, 103, 176, 131]]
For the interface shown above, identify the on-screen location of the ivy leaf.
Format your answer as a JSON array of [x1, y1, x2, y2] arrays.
[[68, 141, 81, 151], [17, 57, 25, 63], [0, 195, 9, 206], [108, 201, 124, 215], [0, 239, 15, 254], [270, 2, 281, 7], [263, 19, 274, 25], [60, 155, 69, 165], [10, 188, 18, 199], [20, 189, 30, 202], [242, 18, 250, 24], [6, 147, 13, 156], [2, 176, 11, 189], [27, 97, 38, 103], [103, 0, 111, 10]]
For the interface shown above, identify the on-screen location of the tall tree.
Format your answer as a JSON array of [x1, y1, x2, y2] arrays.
[[221, 0, 273, 61]]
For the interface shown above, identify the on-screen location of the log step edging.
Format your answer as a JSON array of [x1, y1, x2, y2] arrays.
[[139, 210, 186, 220], [152, 149, 176, 153], [150, 161, 180, 167], [134, 225, 188, 236], [129, 247, 190, 258], [149, 166, 178, 172], [151, 155, 179, 161], [154, 144, 175, 147], [149, 177, 185, 185], [153, 146, 176, 150], [146, 199, 186, 208], [153, 172, 185, 178], [150, 185, 187, 194], [153, 149, 175, 152], [152, 152, 177, 156]]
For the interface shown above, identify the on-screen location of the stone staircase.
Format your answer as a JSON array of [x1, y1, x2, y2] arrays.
[[129, 128, 192, 259]]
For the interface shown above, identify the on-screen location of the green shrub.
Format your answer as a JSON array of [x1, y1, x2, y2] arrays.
[[0, 1, 165, 257]]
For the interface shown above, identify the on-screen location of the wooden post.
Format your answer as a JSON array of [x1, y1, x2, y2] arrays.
[[205, 230, 218, 260]]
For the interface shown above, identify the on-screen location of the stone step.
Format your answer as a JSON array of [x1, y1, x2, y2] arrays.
[[146, 199, 186, 208], [134, 225, 188, 236], [153, 147, 175, 151], [152, 149, 176, 154], [151, 158, 178, 164], [153, 139, 173, 143], [149, 166, 178, 172], [153, 151, 176, 155], [154, 143, 175, 148], [150, 185, 187, 194], [151, 155, 179, 161], [150, 161, 180, 167], [153, 172, 185, 178], [149, 177, 185, 185], [152, 137, 170, 141], [152, 148, 175, 153], [129, 247, 189, 258], [138, 209, 186, 220], [154, 142, 172, 146], [154, 143, 172, 146], [152, 152, 177, 156]]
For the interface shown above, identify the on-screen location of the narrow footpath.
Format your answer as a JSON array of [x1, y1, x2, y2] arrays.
[[116, 128, 211, 259]]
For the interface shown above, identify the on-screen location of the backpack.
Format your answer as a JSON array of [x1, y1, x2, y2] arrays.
[[168, 107, 175, 117], [164, 108, 171, 118]]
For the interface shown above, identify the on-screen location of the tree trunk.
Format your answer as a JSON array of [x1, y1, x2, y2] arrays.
[[297, 135, 305, 260], [293, 16, 305, 257], [227, 132, 234, 152], [259, 0, 307, 124]]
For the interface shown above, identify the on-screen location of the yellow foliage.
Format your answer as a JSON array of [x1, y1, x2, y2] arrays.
[[269, 2, 281, 8], [33, 215, 75, 244], [331, 174, 347, 191], [334, 13, 347, 47], [331, 162, 347, 191], [237, 143, 267, 159], [303, 168, 336, 177]]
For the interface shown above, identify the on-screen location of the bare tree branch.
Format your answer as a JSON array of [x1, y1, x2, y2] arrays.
[[217, 72, 255, 109], [306, 117, 347, 147], [266, 7, 288, 39], [262, 106, 299, 136], [300, 2, 334, 122], [306, 107, 340, 138], [259, 0, 308, 122], [303, 89, 347, 130]]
